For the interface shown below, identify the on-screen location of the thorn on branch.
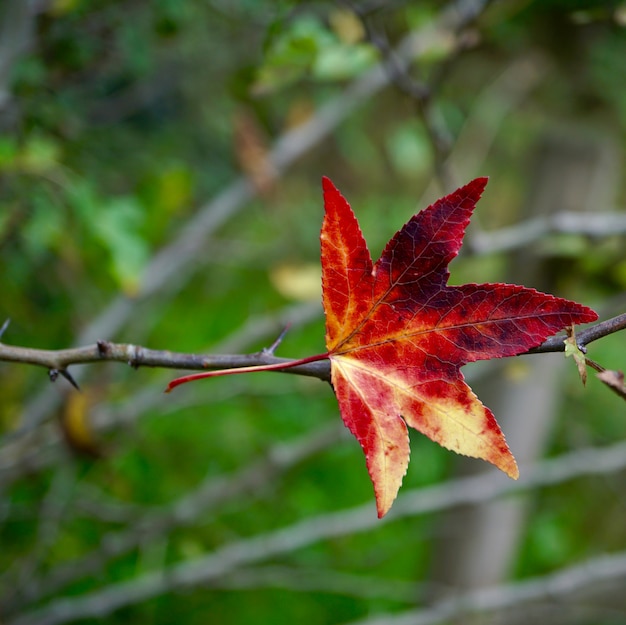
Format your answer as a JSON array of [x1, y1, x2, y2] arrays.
[[49, 367, 80, 390], [0, 318, 9, 340], [264, 325, 291, 355], [60, 369, 81, 391]]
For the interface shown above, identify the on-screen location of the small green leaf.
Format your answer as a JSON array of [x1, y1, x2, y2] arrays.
[[564, 327, 587, 385]]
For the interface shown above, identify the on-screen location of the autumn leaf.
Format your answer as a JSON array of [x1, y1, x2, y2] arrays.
[[321, 177, 598, 517], [166, 176, 598, 518]]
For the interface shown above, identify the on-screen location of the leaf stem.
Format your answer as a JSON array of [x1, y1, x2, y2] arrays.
[[165, 352, 331, 392]]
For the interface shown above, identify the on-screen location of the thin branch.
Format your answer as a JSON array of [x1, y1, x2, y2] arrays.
[[0, 314, 623, 387], [211, 564, 420, 603], [468, 210, 626, 255], [8, 438, 626, 625], [348, 0, 456, 190], [527, 313, 626, 354], [0, 302, 323, 489], [71, 485, 159, 524], [0, 340, 331, 383]]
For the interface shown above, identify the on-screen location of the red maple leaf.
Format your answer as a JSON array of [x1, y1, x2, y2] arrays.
[[167, 176, 598, 518], [321, 176, 597, 517]]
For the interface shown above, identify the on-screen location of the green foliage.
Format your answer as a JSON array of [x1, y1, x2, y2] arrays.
[[254, 11, 377, 93]]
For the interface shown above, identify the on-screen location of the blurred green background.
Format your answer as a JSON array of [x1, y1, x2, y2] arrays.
[[1, 1, 626, 624]]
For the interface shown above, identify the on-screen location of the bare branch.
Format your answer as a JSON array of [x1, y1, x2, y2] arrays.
[[528, 313, 626, 355], [0, 340, 331, 384], [0, 302, 323, 488], [597, 369, 626, 401], [347, 0, 457, 190], [469, 210, 626, 255], [210, 564, 420, 602], [1, 313, 623, 387]]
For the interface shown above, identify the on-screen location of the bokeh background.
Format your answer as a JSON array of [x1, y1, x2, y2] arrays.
[[1, 1, 626, 624]]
